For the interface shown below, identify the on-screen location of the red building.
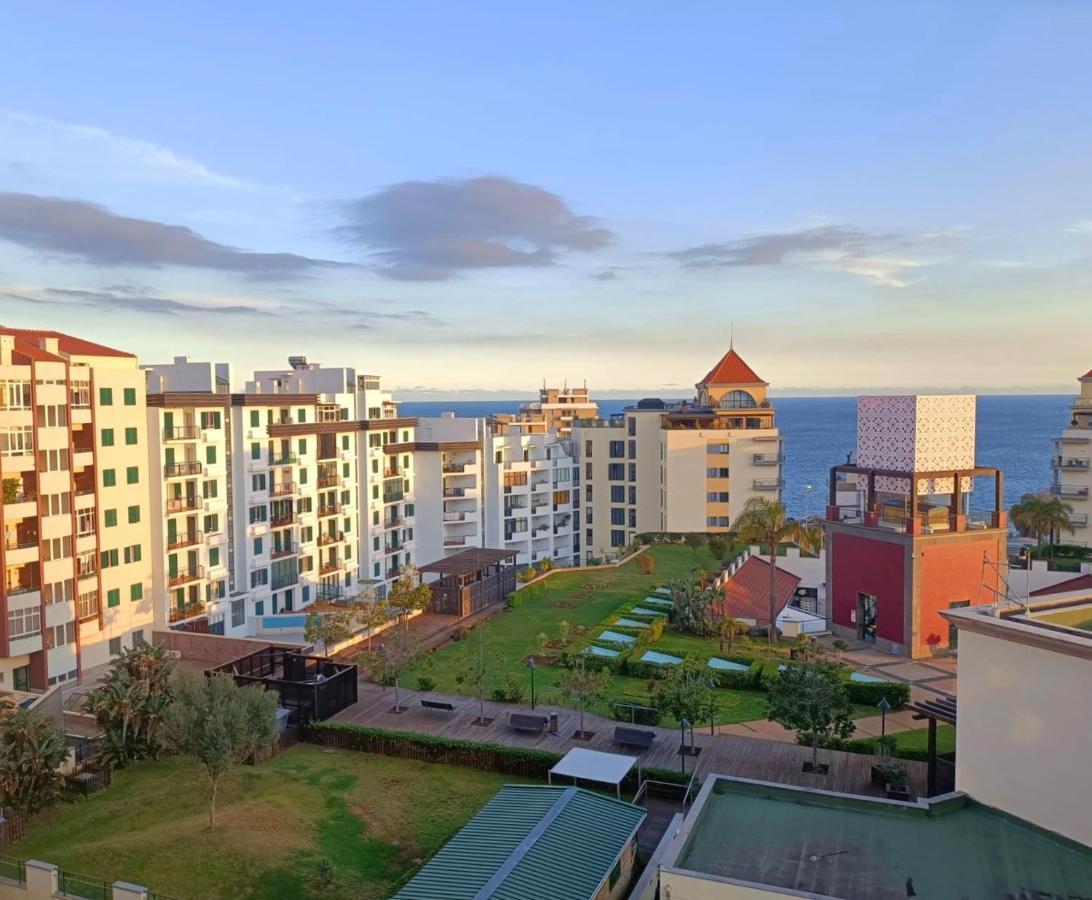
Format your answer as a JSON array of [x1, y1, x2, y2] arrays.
[[824, 396, 1008, 658]]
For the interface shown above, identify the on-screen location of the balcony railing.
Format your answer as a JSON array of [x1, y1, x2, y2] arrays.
[[270, 513, 296, 528], [319, 530, 344, 546], [383, 491, 404, 504], [383, 467, 402, 479], [270, 452, 298, 466], [169, 600, 206, 623], [271, 545, 296, 560], [1052, 484, 1090, 499], [317, 475, 340, 488], [166, 496, 200, 513], [164, 425, 200, 441], [384, 515, 403, 529], [318, 504, 341, 517], [443, 487, 468, 498], [385, 566, 401, 580], [444, 536, 468, 547], [167, 530, 203, 550], [753, 453, 784, 466], [1052, 456, 1090, 471], [443, 463, 468, 474], [444, 511, 471, 522], [168, 565, 204, 587], [384, 541, 402, 553], [6, 581, 40, 596], [164, 461, 203, 478], [4, 534, 39, 551], [270, 482, 297, 497], [1068, 513, 1089, 526], [753, 479, 784, 491], [320, 559, 341, 575]]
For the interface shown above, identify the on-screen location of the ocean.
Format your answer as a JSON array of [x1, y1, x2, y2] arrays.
[[398, 395, 1070, 519]]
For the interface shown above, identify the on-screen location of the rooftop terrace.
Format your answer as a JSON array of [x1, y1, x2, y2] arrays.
[[669, 777, 1092, 899]]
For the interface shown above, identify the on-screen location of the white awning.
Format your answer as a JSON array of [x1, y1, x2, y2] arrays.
[[548, 748, 638, 798]]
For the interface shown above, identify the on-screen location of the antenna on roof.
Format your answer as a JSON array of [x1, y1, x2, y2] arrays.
[[729, 322, 734, 351]]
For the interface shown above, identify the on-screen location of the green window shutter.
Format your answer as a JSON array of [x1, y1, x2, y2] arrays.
[[296, 408, 305, 423], [126, 466, 139, 484], [209, 547, 220, 567], [206, 446, 216, 464], [125, 427, 137, 445], [133, 545, 142, 562], [104, 509, 117, 527], [127, 505, 140, 524], [107, 589, 120, 608], [111, 549, 119, 567], [251, 442, 260, 460], [342, 435, 349, 450], [103, 469, 116, 487], [101, 428, 114, 447], [253, 538, 262, 555], [130, 583, 143, 601], [299, 468, 308, 485], [250, 410, 259, 427], [298, 438, 307, 455], [99, 387, 113, 406], [123, 387, 136, 406]]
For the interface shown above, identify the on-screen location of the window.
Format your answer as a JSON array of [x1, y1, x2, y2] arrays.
[[101, 428, 114, 447], [610, 529, 626, 548], [708, 443, 729, 454], [628, 463, 636, 482], [584, 439, 593, 456], [231, 598, 245, 628], [130, 582, 143, 601], [253, 537, 263, 555], [254, 600, 265, 616], [107, 588, 120, 608], [8, 607, 41, 639], [707, 467, 730, 478], [103, 468, 116, 487], [251, 442, 261, 460], [99, 387, 113, 406], [298, 438, 307, 456], [628, 439, 636, 458], [127, 505, 140, 524], [706, 516, 730, 528], [608, 860, 622, 890], [132, 629, 146, 647], [203, 480, 218, 499], [610, 485, 625, 503], [123, 387, 137, 406], [720, 390, 756, 409], [250, 569, 269, 588], [627, 417, 636, 436], [707, 491, 730, 503], [126, 466, 139, 484], [100, 548, 119, 569], [609, 440, 625, 458], [109, 637, 122, 657], [209, 547, 220, 567], [123, 544, 142, 563], [611, 508, 626, 526], [628, 486, 637, 504], [206, 446, 217, 464], [124, 427, 138, 445], [200, 411, 221, 429], [102, 508, 119, 529], [250, 410, 260, 427], [252, 473, 267, 491], [607, 463, 624, 481]]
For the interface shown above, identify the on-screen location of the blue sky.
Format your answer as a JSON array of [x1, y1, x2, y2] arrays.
[[1, 2, 1090, 396]]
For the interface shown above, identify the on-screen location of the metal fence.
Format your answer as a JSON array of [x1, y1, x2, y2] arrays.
[[57, 869, 112, 900], [0, 854, 26, 884]]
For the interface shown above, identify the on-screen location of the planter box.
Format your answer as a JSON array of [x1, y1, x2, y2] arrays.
[[886, 785, 911, 802]]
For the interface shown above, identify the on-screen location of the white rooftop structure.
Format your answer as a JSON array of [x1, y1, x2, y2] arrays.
[[548, 748, 639, 799]]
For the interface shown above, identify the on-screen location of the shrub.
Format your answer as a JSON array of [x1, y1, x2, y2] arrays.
[[707, 537, 729, 560], [490, 675, 526, 704], [507, 581, 546, 608], [684, 533, 707, 548], [0, 709, 67, 813], [609, 703, 662, 726], [843, 680, 910, 709], [638, 554, 655, 575], [415, 676, 437, 692]]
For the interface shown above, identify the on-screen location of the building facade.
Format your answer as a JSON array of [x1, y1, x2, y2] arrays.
[[1051, 368, 1092, 546], [1, 329, 155, 690], [574, 347, 783, 562], [489, 383, 597, 437], [412, 415, 485, 564], [824, 395, 1008, 658]]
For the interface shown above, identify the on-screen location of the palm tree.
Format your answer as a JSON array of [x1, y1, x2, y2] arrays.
[[1011, 493, 1074, 558], [730, 497, 820, 647]]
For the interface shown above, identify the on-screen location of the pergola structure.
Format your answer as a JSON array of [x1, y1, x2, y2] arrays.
[[418, 548, 518, 618], [548, 747, 639, 800], [910, 696, 957, 797]]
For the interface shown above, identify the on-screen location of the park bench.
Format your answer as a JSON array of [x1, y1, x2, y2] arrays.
[[420, 699, 456, 713], [509, 713, 548, 734], [614, 726, 655, 750]]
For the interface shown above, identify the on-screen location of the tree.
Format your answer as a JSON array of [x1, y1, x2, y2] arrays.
[[368, 626, 422, 712], [730, 498, 820, 646], [0, 709, 67, 813], [555, 656, 611, 738], [385, 565, 433, 633], [831, 638, 849, 664], [85, 642, 174, 767], [638, 553, 655, 575], [360, 596, 394, 652], [655, 659, 716, 730], [668, 578, 718, 636], [2, 477, 22, 504], [1010, 493, 1074, 558], [455, 629, 493, 724], [766, 659, 855, 771], [304, 608, 354, 657], [707, 536, 729, 562], [706, 605, 748, 654], [164, 670, 277, 828], [684, 532, 706, 549]]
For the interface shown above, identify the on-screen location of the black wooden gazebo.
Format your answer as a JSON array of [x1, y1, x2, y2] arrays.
[[419, 548, 518, 618], [910, 696, 957, 796]]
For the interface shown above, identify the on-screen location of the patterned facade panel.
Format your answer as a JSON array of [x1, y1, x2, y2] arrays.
[[912, 395, 976, 471], [857, 394, 976, 481]]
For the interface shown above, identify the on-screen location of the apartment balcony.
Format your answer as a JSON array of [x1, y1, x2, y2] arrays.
[[269, 481, 298, 497], [166, 496, 200, 514], [442, 462, 469, 474], [443, 487, 469, 499], [164, 425, 200, 441], [385, 565, 401, 580], [169, 600, 207, 624], [444, 536, 470, 547], [77, 591, 100, 620], [164, 461, 203, 478], [753, 479, 784, 491], [753, 453, 784, 466], [383, 515, 403, 530], [318, 504, 341, 518], [319, 530, 344, 546], [166, 530, 203, 551], [168, 565, 204, 588], [1052, 483, 1090, 499], [384, 537, 403, 553], [270, 512, 296, 528], [1052, 456, 1090, 471], [76, 554, 97, 579], [444, 511, 474, 522], [270, 452, 298, 467], [317, 475, 340, 489], [1068, 513, 1089, 527], [271, 544, 296, 560], [383, 467, 403, 479], [383, 491, 405, 504]]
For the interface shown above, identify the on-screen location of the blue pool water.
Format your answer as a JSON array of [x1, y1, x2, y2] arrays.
[[708, 658, 750, 672], [598, 630, 636, 645], [640, 650, 683, 665], [849, 671, 885, 683], [585, 645, 620, 658], [630, 607, 667, 616], [615, 617, 650, 628]]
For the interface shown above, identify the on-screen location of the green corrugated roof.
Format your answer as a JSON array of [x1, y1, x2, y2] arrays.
[[393, 785, 646, 900]]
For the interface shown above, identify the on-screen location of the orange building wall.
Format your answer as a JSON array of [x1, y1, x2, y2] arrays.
[[915, 534, 1005, 656]]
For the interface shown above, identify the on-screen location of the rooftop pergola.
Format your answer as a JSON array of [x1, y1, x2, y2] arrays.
[[418, 547, 518, 579], [419, 548, 518, 618], [910, 697, 958, 797], [548, 747, 640, 800]]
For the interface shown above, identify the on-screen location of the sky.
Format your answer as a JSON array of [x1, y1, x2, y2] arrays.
[[1, 2, 1090, 397]]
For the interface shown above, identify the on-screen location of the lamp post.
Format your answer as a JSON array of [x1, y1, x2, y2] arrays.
[[680, 718, 691, 775], [526, 658, 536, 710], [1023, 546, 1033, 612], [877, 696, 891, 756], [803, 483, 814, 522]]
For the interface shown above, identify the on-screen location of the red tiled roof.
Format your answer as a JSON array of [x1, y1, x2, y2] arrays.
[[714, 556, 801, 624], [0, 327, 134, 359], [1030, 573, 1092, 598], [1080, 368, 1092, 380], [698, 348, 767, 386]]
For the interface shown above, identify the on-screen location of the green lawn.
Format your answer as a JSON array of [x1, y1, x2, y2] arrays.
[[1036, 605, 1092, 632], [403, 544, 874, 728], [8, 746, 519, 900], [891, 724, 957, 755]]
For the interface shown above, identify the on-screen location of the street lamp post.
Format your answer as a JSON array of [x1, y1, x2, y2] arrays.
[[877, 696, 891, 756], [526, 658, 536, 710], [803, 483, 814, 522], [680, 718, 691, 775]]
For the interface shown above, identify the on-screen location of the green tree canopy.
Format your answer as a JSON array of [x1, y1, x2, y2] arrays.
[[556, 656, 611, 737], [766, 659, 855, 770], [0, 709, 68, 813], [655, 658, 716, 729]]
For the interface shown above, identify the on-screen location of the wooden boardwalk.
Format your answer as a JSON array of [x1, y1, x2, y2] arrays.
[[332, 682, 928, 799]]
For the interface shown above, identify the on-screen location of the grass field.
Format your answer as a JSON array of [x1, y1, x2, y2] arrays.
[[891, 723, 957, 755], [8, 746, 519, 900], [403, 544, 873, 727], [1036, 605, 1092, 632]]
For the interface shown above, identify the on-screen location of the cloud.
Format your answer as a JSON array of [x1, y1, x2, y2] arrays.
[[0, 110, 247, 188], [348, 309, 441, 330], [335, 175, 612, 280], [0, 192, 344, 277], [593, 268, 619, 281], [3, 285, 275, 317], [1067, 220, 1092, 235], [668, 225, 957, 288]]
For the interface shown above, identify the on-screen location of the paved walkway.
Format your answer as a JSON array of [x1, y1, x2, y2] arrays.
[[332, 682, 929, 799]]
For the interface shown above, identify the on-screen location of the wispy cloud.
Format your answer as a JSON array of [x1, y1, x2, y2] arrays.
[[0, 110, 248, 189], [3, 285, 275, 317], [668, 224, 960, 288], [1066, 220, 1092, 235], [335, 175, 612, 281], [0, 192, 346, 278]]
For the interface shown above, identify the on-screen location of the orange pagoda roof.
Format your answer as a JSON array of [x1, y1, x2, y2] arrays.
[[698, 348, 767, 387]]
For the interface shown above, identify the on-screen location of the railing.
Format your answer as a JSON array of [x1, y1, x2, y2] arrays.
[[320, 559, 341, 575], [270, 481, 297, 496], [319, 530, 344, 545], [444, 511, 471, 522], [166, 496, 200, 513], [442, 462, 467, 473], [164, 424, 200, 441], [169, 601, 206, 623], [1052, 456, 1090, 470], [318, 504, 340, 517], [1068, 513, 1090, 526], [58, 869, 112, 900], [270, 513, 295, 528], [753, 453, 784, 465], [164, 461, 203, 478], [383, 468, 401, 478], [167, 530, 203, 550], [444, 536, 468, 546], [5, 580, 40, 597], [0, 854, 26, 884], [1052, 484, 1090, 498], [271, 545, 296, 560], [384, 516, 402, 529], [443, 487, 467, 498], [385, 566, 401, 579], [270, 452, 298, 466], [2, 490, 36, 505], [384, 542, 401, 554], [168, 565, 204, 587], [4, 535, 38, 551], [753, 479, 783, 491], [317, 475, 340, 488]]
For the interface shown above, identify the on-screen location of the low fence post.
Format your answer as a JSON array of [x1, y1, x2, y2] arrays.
[[24, 861, 58, 899], [112, 881, 148, 900]]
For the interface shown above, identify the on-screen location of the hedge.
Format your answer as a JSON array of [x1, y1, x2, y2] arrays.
[[795, 732, 929, 762], [304, 722, 689, 785], [843, 680, 910, 709]]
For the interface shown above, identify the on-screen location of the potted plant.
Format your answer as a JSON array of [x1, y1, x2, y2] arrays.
[[875, 759, 910, 801]]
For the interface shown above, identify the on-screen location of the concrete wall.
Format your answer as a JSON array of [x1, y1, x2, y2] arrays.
[[659, 870, 798, 899], [955, 624, 1092, 847]]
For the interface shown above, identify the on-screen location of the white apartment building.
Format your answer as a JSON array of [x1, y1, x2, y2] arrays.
[[2, 329, 155, 690], [574, 347, 783, 561], [489, 383, 598, 438], [413, 415, 485, 563], [483, 428, 578, 568], [1052, 367, 1092, 545]]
